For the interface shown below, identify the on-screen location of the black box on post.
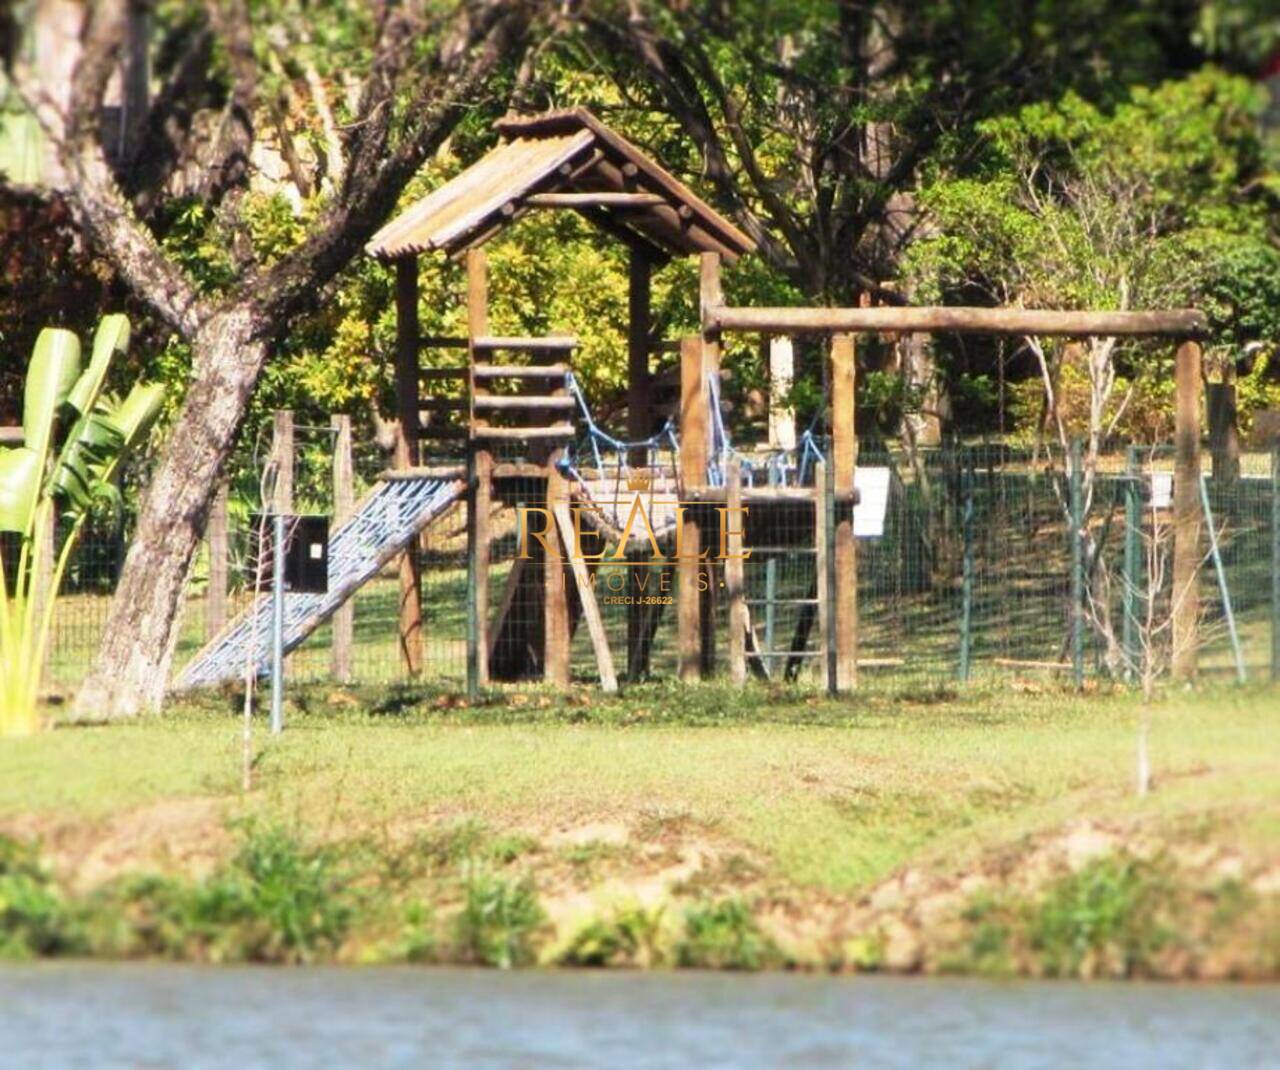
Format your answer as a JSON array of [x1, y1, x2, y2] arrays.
[[250, 514, 330, 594]]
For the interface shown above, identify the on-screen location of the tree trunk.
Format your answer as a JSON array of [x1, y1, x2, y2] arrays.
[[74, 306, 267, 718]]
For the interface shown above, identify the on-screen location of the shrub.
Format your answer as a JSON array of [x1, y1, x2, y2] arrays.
[[558, 904, 667, 968], [452, 868, 543, 968], [0, 837, 82, 958], [94, 825, 355, 964], [1030, 856, 1175, 978], [676, 898, 776, 970]]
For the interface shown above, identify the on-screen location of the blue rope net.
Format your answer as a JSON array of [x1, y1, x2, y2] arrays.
[[563, 370, 824, 492]]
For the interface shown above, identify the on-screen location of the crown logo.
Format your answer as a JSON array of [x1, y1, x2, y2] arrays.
[[626, 472, 652, 492]]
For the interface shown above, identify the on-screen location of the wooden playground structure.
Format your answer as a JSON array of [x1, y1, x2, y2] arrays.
[[180, 108, 1210, 695]]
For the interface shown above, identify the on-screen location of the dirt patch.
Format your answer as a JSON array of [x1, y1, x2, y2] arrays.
[[2, 797, 232, 891]]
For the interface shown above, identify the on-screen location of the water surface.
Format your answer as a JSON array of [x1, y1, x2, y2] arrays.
[[0, 964, 1276, 1069]]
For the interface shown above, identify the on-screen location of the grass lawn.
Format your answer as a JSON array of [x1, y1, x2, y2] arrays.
[[4, 681, 1277, 895]]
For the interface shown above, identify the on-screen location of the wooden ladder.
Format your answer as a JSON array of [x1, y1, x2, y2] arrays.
[[468, 336, 578, 445]]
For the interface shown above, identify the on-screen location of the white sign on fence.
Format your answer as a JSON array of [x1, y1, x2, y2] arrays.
[[1150, 472, 1174, 509], [854, 467, 891, 538]]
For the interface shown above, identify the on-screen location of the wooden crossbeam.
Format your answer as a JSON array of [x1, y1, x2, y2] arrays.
[[707, 306, 1207, 338], [527, 192, 666, 208]]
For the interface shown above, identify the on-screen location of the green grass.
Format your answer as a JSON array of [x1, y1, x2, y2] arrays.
[[3, 682, 1277, 896]]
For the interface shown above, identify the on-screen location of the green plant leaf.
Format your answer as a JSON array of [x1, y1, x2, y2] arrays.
[[66, 314, 130, 416], [22, 328, 81, 464], [112, 382, 165, 445], [0, 448, 41, 535], [51, 411, 125, 510]]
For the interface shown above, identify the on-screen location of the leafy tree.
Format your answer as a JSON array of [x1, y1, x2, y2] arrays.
[[5, 0, 536, 718]]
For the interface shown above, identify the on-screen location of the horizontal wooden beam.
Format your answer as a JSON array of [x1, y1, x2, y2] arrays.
[[0, 426, 22, 445], [472, 336, 578, 352], [420, 367, 468, 382], [526, 192, 666, 208], [473, 363, 569, 379], [685, 486, 860, 505], [706, 305, 1207, 338], [473, 394, 576, 411], [473, 423, 575, 441]]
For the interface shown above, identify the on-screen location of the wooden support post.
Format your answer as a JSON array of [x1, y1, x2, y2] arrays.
[[726, 457, 747, 686], [466, 249, 490, 690], [678, 335, 708, 681], [831, 333, 858, 692], [768, 336, 796, 450], [395, 257, 423, 675], [544, 465, 571, 688], [1172, 339, 1203, 681], [270, 409, 294, 514], [814, 461, 829, 687], [1206, 377, 1240, 485], [330, 414, 354, 683], [627, 250, 653, 680], [206, 481, 228, 641], [699, 253, 722, 676]]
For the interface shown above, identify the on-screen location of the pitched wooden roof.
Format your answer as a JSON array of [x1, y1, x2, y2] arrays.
[[366, 108, 755, 263]]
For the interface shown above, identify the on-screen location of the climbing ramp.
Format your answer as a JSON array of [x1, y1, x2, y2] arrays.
[[174, 475, 465, 690]]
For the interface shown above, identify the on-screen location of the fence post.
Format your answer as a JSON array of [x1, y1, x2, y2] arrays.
[[1122, 446, 1139, 685], [207, 482, 228, 641], [726, 457, 747, 687], [270, 410, 294, 514], [330, 414, 353, 683], [1171, 339, 1203, 681], [958, 454, 974, 683], [823, 451, 838, 697], [1272, 443, 1279, 684], [1070, 437, 1085, 691]]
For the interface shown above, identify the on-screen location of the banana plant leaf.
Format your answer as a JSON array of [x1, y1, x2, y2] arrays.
[[0, 448, 40, 534], [0, 328, 81, 536], [22, 328, 81, 461], [51, 381, 165, 513], [66, 314, 130, 416]]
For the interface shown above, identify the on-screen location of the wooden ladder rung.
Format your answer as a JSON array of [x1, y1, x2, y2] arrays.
[[473, 363, 569, 379], [473, 395, 575, 411], [472, 336, 577, 352], [473, 423, 575, 441], [420, 398, 467, 413], [420, 367, 468, 381]]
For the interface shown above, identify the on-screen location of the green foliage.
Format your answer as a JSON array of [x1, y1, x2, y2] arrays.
[[451, 868, 544, 969], [0, 836, 81, 959], [909, 69, 1279, 437], [0, 317, 163, 733], [1029, 857, 1175, 978], [94, 823, 354, 964], [676, 897, 776, 970], [558, 904, 667, 968]]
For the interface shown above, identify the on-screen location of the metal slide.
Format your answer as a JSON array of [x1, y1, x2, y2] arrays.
[[174, 475, 464, 690]]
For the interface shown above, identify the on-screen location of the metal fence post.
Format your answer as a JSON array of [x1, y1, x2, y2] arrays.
[[270, 511, 285, 736], [1122, 445, 1139, 685], [1070, 438, 1085, 691], [958, 454, 974, 683], [824, 443, 838, 697]]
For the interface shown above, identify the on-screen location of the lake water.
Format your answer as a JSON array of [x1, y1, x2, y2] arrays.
[[0, 964, 1276, 1069]]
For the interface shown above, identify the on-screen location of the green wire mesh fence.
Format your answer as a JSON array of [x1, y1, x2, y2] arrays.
[[28, 439, 1280, 697]]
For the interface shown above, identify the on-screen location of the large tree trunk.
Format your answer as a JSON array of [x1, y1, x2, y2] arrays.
[[74, 307, 267, 717]]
